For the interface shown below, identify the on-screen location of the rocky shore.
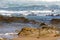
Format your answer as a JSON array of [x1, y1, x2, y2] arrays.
[[12, 23, 60, 40], [0, 16, 60, 40], [18, 25, 60, 37]]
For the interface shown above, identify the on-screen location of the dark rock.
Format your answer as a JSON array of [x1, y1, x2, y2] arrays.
[[51, 19, 60, 24]]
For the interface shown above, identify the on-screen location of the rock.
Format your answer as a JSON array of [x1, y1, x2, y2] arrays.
[[40, 25, 60, 37], [18, 25, 60, 37], [51, 19, 60, 24], [40, 23, 46, 26], [18, 27, 39, 37]]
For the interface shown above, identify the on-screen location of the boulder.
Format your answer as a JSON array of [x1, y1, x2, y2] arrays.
[[18, 27, 39, 37]]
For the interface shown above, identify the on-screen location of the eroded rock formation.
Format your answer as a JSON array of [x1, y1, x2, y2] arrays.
[[18, 27, 39, 37], [18, 25, 60, 37]]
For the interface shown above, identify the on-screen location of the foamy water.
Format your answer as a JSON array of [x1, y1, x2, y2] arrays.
[[0, 33, 18, 39], [0, 10, 52, 16]]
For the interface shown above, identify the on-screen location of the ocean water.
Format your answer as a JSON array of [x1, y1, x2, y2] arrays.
[[26, 16, 60, 23]]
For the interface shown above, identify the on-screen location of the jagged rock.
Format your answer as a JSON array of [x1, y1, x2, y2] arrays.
[[40, 25, 60, 37], [18, 25, 60, 37], [18, 27, 39, 37]]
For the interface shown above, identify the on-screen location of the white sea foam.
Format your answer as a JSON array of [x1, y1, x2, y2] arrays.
[[0, 33, 18, 35], [0, 33, 18, 39], [0, 10, 53, 16], [0, 10, 27, 13], [0, 10, 52, 13]]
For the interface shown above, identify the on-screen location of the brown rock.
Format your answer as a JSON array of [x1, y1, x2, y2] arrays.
[[18, 27, 39, 37], [40, 25, 60, 37], [18, 25, 60, 37], [51, 19, 60, 24]]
